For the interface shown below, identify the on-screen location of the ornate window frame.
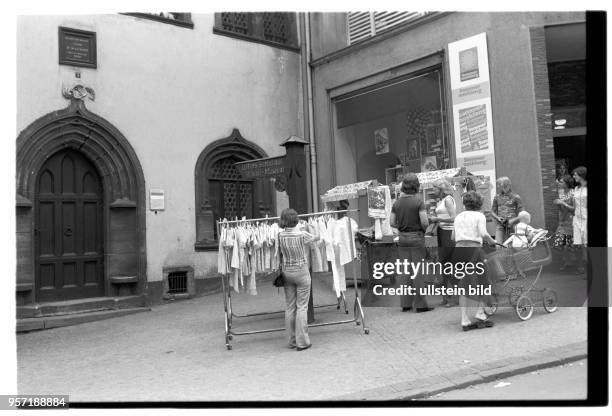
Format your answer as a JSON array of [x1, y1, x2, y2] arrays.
[[194, 129, 274, 251]]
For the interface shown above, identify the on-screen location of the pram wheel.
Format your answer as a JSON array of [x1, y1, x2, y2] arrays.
[[515, 295, 534, 321], [542, 289, 558, 313], [484, 294, 498, 316]]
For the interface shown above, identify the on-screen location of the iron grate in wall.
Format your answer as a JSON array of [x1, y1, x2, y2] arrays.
[[167, 271, 188, 294]]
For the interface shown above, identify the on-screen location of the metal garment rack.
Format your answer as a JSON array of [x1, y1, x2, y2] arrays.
[[217, 209, 369, 350]]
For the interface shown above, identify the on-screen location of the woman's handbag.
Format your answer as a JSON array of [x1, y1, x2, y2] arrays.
[[273, 271, 285, 287]]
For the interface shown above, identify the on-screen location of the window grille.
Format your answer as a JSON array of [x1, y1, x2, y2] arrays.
[[221, 12, 249, 35], [167, 271, 188, 294], [214, 12, 298, 50], [348, 12, 430, 45]]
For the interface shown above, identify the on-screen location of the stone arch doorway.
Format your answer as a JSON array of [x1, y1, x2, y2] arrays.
[[194, 128, 275, 249], [16, 99, 146, 304]]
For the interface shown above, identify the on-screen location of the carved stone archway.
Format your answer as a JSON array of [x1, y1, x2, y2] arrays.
[[16, 99, 146, 304], [194, 128, 274, 250]]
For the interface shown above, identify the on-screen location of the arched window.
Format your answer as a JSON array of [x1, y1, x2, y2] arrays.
[[194, 129, 275, 250]]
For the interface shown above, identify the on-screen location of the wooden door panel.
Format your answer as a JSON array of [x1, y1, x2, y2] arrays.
[[36, 149, 104, 302], [61, 201, 76, 256], [82, 201, 99, 254], [38, 201, 55, 256]]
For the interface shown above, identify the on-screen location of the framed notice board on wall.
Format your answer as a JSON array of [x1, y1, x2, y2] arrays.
[[59, 26, 97, 68]]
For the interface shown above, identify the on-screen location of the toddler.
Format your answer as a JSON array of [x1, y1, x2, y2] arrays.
[[503, 211, 546, 248]]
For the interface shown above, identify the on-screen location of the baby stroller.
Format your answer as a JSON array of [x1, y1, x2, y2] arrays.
[[482, 230, 558, 321]]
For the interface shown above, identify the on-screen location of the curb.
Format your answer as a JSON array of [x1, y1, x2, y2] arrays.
[[16, 307, 151, 333], [333, 341, 587, 401]]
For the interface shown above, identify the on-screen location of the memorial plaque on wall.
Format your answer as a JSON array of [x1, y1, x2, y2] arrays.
[[59, 27, 97, 68]]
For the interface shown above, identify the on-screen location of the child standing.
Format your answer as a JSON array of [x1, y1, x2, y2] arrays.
[[491, 177, 524, 244], [552, 174, 575, 271]]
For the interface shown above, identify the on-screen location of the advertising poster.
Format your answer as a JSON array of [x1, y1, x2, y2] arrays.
[[448, 33, 497, 197]]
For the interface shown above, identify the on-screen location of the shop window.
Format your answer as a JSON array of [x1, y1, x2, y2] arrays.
[[213, 12, 299, 51], [333, 68, 450, 188], [194, 129, 274, 250], [347, 12, 431, 45]]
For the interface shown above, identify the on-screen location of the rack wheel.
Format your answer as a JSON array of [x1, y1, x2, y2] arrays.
[[484, 295, 498, 316], [356, 321, 361, 326], [515, 295, 534, 321], [364, 328, 370, 335], [542, 289, 558, 313], [345, 310, 349, 314], [226, 345, 232, 350], [228, 335, 233, 340]]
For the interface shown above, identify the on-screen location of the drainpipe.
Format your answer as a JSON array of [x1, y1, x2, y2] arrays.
[[300, 12, 319, 212]]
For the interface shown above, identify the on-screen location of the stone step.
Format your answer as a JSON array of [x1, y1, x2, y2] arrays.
[[17, 307, 150, 333], [17, 295, 146, 319]]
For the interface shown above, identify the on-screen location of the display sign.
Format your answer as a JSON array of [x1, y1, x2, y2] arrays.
[[58, 27, 97, 68], [149, 189, 165, 211], [448, 33, 496, 197], [235, 156, 285, 179]]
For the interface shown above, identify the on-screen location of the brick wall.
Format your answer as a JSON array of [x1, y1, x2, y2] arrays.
[[548, 61, 586, 107], [530, 27, 558, 231]]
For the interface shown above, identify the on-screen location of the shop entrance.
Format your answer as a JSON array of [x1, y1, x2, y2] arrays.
[[35, 149, 105, 302], [545, 22, 586, 179]]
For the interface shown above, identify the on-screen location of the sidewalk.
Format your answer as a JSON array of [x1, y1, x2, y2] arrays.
[[17, 271, 587, 402]]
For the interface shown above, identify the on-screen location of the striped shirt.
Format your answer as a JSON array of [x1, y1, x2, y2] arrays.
[[279, 227, 315, 270]]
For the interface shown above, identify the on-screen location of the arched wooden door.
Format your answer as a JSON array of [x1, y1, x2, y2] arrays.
[[35, 149, 104, 302]]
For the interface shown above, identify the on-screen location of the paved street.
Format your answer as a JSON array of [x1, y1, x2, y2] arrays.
[[423, 359, 587, 401], [17, 270, 587, 402]]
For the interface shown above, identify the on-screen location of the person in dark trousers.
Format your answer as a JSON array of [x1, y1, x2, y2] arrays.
[[390, 174, 433, 313]]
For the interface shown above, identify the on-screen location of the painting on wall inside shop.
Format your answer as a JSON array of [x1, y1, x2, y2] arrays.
[[374, 127, 389, 155], [406, 137, 420, 160], [421, 155, 438, 172], [425, 123, 443, 153]]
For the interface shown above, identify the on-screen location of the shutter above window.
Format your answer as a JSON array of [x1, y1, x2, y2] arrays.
[[348, 11, 430, 45]]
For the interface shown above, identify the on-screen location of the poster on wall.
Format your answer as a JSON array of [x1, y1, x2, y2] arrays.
[[458, 104, 489, 152], [448, 32, 497, 198], [374, 127, 389, 155]]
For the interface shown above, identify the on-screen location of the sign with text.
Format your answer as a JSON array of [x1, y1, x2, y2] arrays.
[[448, 33, 496, 196], [59, 27, 97, 68], [235, 156, 285, 179], [149, 189, 165, 211]]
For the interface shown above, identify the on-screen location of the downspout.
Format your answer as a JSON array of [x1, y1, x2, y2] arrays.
[[300, 12, 319, 212]]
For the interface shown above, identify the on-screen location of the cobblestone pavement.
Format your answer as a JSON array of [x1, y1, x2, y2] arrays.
[[17, 271, 587, 402]]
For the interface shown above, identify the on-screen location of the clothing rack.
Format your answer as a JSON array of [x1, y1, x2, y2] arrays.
[[217, 208, 369, 350]]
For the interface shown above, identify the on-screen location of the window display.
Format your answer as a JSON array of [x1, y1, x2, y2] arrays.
[[333, 69, 450, 189]]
